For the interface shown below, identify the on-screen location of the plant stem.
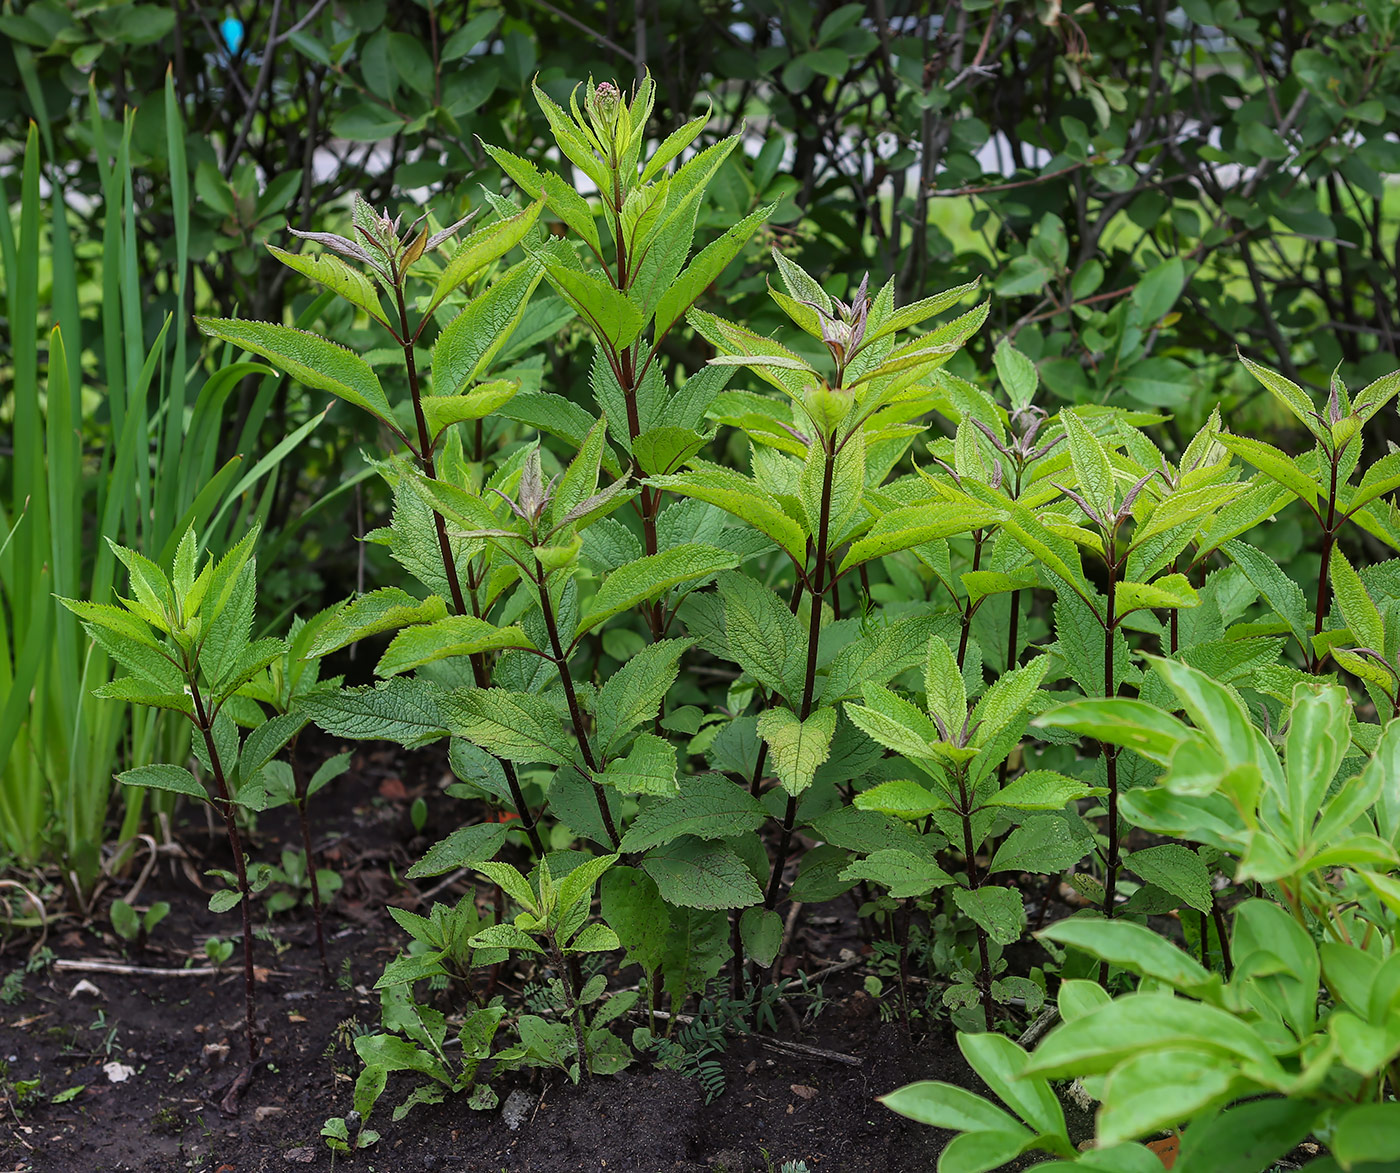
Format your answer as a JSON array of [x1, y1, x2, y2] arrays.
[[397, 286, 467, 616], [1100, 550, 1121, 985], [1006, 588, 1021, 671], [996, 589, 1022, 790], [957, 767, 996, 1030], [189, 683, 258, 1068], [1313, 452, 1340, 671], [288, 731, 330, 984], [618, 343, 665, 640], [1210, 893, 1234, 978], [549, 935, 589, 1080], [764, 442, 835, 911], [396, 285, 545, 856], [956, 532, 984, 670], [533, 560, 620, 848]]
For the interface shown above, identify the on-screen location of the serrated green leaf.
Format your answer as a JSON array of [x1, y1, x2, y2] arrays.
[[404, 823, 510, 879], [419, 380, 519, 441], [641, 837, 764, 909], [651, 464, 809, 564], [555, 852, 620, 915], [923, 636, 966, 736], [985, 770, 1104, 811], [1115, 573, 1200, 616], [1060, 410, 1116, 520], [431, 260, 545, 397], [739, 906, 782, 967], [575, 545, 739, 638], [839, 849, 952, 898], [195, 317, 393, 425], [863, 279, 983, 348], [426, 196, 545, 315], [989, 813, 1093, 876], [535, 251, 643, 350], [633, 426, 711, 476], [600, 733, 679, 797], [441, 688, 573, 765], [1238, 354, 1321, 435], [619, 774, 767, 853], [1331, 545, 1384, 652], [838, 502, 1000, 573], [755, 706, 838, 798], [653, 203, 773, 338], [117, 764, 208, 800], [469, 922, 544, 953], [485, 145, 602, 256], [1126, 844, 1212, 912], [473, 860, 537, 910], [594, 639, 692, 754], [970, 655, 1048, 742], [1215, 433, 1320, 511], [718, 572, 803, 700], [953, 886, 1024, 946], [960, 568, 1039, 604], [377, 615, 535, 677], [266, 244, 390, 329], [1223, 539, 1311, 648], [301, 677, 449, 749], [845, 683, 942, 761], [566, 923, 620, 954], [308, 589, 449, 658], [853, 778, 948, 819]]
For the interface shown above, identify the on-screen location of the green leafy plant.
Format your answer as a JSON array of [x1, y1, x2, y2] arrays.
[[465, 852, 628, 1081], [59, 527, 293, 1105], [887, 660, 1400, 1168], [204, 936, 235, 967], [109, 898, 169, 949], [0, 86, 311, 900], [173, 62, 1400, 1164]]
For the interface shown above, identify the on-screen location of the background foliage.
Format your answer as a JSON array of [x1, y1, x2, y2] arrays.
[[5, 0, 1399, 513]]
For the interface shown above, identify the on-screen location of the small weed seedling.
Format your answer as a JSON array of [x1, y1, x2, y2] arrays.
[[109, 898, 170, 949]]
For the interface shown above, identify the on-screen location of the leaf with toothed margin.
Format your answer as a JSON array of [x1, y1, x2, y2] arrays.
[[301, 678, 450, 749], [195, 318, 394, 426], [376, 615, 536, 676], [307, 589, 449, 658], [640, 837, 764, 909]]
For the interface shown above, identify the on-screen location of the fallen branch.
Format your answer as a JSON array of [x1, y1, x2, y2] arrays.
[[55, 959, 222, 978]]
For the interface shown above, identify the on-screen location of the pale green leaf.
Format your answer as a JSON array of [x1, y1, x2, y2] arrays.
[[755, 706, 838, 797], [377, 615, 535, 676]]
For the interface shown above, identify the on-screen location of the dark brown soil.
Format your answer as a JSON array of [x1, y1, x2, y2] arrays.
[[0, 742, 1005, 1173]]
